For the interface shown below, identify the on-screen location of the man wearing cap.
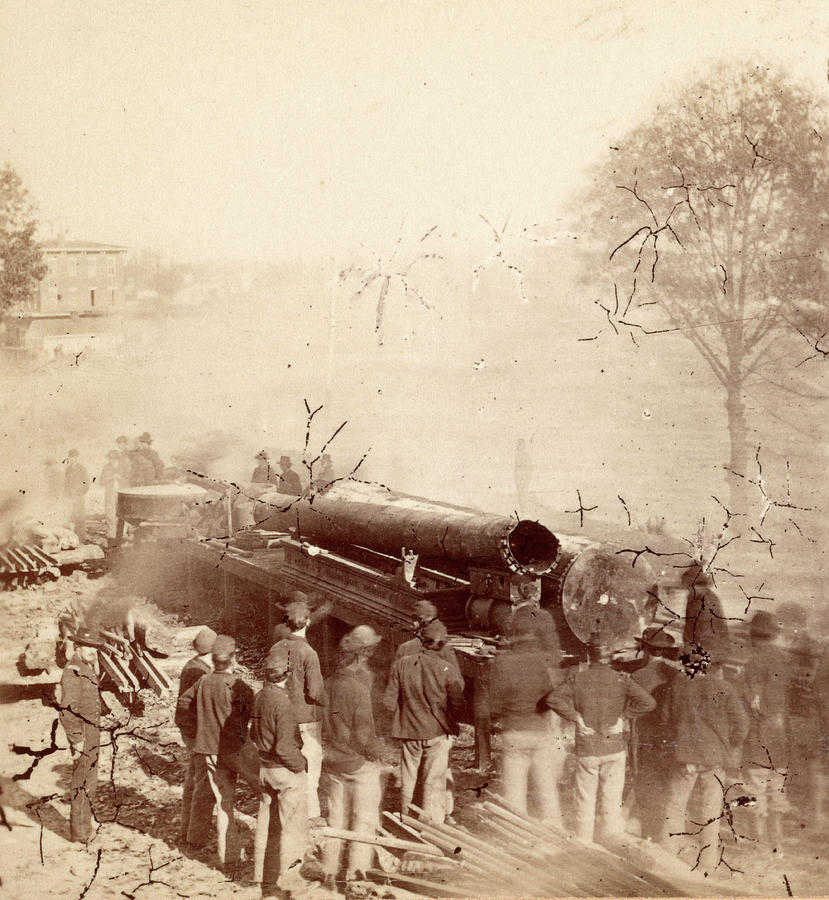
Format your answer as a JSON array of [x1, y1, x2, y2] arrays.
[[59, 628, 103, 842], [545, 632, 655, 844], [629, 626, 678, 840], [277, 456, 302, 495], [659, 643, 749, 874], [64, 449, 90, 542], [174, 626, 217, 846], [251, 644, 308, 894], [270, 592, 326, 822], [179, 635, 254, 873], [252, 451, 277, 485], [384, 619, 465, 824], [491, 621, 565, 825], [739, 610, 790, 847], [321, 625, 385, 884]]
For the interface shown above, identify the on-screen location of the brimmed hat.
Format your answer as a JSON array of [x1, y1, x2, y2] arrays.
[[212, 634, 236, 659], [413, 600, 438, 623], [750, 610, 780, 640], [339, 625, 381, 652], [193, 626, 217, 654], [279, 455, 292, 466], [265, 645, 290, 677], [641, 626, 676, 649], [70, 627, 103, 648], [285, 600, 310, 627], [138, 432, 153, 443], [421, 620, 448, 644]]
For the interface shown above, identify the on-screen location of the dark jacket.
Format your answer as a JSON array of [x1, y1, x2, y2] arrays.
[[59, 656, 101, 744], [664, 670, 749, 769], [277, 469, 302, 495], [251, 682, 306, 773], [741, 642, 789, 766], [251, 463, 277, 484], [175, 656, 211, 738], [545, 662, 655, 757], [508, 604, 561, 667], [322, 666, 383, 774], [130, 450, 157, 486], [182, 671, 254, 757], [384, 646, 465, 740], [396, 633, 462, 677], [270, 633, 325, 724], [491, 646, 561, 732]]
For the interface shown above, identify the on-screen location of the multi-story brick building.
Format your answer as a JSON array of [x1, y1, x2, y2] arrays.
[[36, 238, 128, 312]]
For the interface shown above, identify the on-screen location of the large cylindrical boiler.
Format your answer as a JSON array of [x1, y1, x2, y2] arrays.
[[256, 482, 559, 576]]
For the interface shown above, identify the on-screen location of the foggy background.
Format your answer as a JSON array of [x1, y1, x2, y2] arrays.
[[1, 0, 826, 616]]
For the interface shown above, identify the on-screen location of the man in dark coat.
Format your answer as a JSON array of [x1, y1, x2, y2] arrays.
[[251, 645, 308, 894], [384, 620, 465, 824], [277, 456, 302, 495], [491, 623, 565, 825], [659, 643, 749, 874], [270, 593, 326, 821], [740, 610, 789, 847], [179, 635, 254, 873], [321, 626, 385, 884], [174, 626, 217, 845], [629, 627, 678, 840], [251, 451, 277, 485], [59, 628, 103, 842]]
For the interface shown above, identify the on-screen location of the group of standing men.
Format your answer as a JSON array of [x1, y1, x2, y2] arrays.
[[44, 432, 165, 544], [172, 594, 465, 893]]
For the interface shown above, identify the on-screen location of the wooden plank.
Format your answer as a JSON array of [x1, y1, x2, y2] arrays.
[[364, 869, 474, 899], [320, 827, 443, 857], [129, 647, 169, 696]]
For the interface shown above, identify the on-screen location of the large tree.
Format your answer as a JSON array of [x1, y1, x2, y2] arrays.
[[581, 64, 828, 509], [0, 164, 46, 316]]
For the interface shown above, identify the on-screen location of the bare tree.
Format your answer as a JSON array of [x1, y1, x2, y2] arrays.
[[579, 64, 828, 508]]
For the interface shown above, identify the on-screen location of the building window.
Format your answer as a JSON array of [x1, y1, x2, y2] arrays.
[[69, 286, 78, 306], [90, 288, 96, 307], [68, 256, 78, 277], [87, 255, 97, 278], [107, 255, 116, 280], [110, 288, 116, 305], [47, 258, 57, 276], [49, 285, 58, 305]]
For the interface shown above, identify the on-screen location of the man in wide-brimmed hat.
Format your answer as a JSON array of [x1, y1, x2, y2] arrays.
[[59, 627, 104, 842]]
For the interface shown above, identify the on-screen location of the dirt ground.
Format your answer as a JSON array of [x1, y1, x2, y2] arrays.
[[1, 554, 828, 899]]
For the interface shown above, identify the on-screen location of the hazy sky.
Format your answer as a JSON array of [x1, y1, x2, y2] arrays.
[[2, 0, 827, 261]]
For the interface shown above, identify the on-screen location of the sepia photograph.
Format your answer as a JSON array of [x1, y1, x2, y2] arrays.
[[0, 1, 827, 897]]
